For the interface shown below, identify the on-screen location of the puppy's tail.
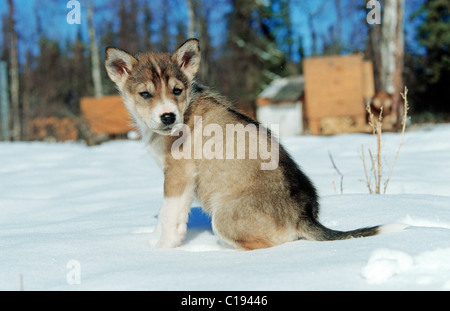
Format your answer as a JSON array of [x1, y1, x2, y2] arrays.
[[301, 219, 407, 241]]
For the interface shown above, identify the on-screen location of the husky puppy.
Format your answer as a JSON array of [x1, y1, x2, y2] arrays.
[[105, 39, 401, 250]]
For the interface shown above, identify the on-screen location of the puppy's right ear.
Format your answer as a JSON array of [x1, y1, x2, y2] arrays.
[[105, 47, 138, 85]]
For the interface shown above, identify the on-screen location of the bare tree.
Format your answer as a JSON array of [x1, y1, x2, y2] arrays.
[[298, 0, 327, 56], [333, 0, 343, 53], [8, 0, 21, 140], [186, 0, 196, 38], [380, 0, 405, 127], [186, 0, 214, 84], [88, 0, 103, 98], [22, 51, 33, 141], [142, 4, 154, 51]]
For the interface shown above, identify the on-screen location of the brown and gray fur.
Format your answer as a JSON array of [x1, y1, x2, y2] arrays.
[[105, 39, 400, 250]]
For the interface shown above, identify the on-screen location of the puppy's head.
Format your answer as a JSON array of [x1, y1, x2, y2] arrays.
[[105, 39, 201, 135]]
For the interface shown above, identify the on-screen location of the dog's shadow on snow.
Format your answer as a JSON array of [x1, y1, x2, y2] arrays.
[[183, 207, 224, 250], [187, 207, 213, 231], [151, 207, 212, 231], [150, 207, 227, 250], [151, 207, 214, 242]]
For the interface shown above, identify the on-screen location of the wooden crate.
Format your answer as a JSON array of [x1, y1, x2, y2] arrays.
[[29, 117, 78, 141], [81, 96, 135, 135], [304, 55, 372, 135], [362, 61, 375, 99]]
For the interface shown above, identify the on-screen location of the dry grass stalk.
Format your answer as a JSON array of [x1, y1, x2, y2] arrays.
[[361, 86, 409, 194], [328, 151, 343, 194], [383, 87, 409, 194], [332, 180, 338, 194], [376, 118, 382, 194], [363, 102, 384, 194], [369, 148, 377, 192], [361, 145, 373, 194]]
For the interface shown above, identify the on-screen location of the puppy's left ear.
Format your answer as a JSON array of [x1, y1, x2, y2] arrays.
[[173, 39, 201, 80]]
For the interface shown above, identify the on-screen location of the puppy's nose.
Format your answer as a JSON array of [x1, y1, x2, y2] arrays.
[[160, 113, 176, 126]]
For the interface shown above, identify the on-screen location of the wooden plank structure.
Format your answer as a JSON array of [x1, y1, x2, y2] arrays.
[[69, 55, 377, 141], [80, 95, 135, 136], [303, 54, 375, 135], [28, 117, 78, 141]]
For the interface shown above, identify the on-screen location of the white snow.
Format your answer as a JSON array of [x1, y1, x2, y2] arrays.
[[1, 124, 450, 291]]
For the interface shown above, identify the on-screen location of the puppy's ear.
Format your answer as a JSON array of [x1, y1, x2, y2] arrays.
[[105, 47, 138, 86], [173, 39, 201, 80]]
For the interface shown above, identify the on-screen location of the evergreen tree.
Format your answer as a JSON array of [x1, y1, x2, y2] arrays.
[[412, 0, 450, 115], [415, 0, 450, 83], [68, 30, 90, 114], [220, 0, 287, 114], [142, 4, 154, 52], [118, 0, 139, 53]]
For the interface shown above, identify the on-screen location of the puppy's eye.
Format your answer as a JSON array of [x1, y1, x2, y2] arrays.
[[173, 88, 183, 96], [139, 92, 152, 99]]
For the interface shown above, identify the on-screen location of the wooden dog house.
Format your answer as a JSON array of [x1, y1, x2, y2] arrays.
[[80, 95, 135, 136], [303, 54, 375, 135]]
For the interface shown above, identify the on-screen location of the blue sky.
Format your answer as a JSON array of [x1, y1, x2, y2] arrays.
[[0, 0, 425, 63]]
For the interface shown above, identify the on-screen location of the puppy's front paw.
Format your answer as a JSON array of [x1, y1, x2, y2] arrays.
[[154, 223, 187, 248], [154, 223, 162, 233], [147, 228, 162, 248], [155, 240, 176, 248], [156, 237, 181, 248]]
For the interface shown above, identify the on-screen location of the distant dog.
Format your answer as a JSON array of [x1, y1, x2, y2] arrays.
[[368, 91, 398, 131], [105, 39, 401, 250]]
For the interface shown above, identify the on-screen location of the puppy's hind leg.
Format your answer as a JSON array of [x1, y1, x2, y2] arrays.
[[212, 208, 277, 251]]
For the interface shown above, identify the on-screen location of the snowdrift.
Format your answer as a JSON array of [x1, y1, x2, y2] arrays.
[[1, 124, 449, 290]]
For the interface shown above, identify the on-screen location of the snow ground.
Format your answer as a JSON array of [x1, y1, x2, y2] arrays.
[[0, 124, 450, 291]]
